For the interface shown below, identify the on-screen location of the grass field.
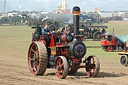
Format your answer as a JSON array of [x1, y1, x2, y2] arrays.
[[0, 21, 128, 85]]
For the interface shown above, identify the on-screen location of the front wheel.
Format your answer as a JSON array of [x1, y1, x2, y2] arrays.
[[55, 56, 69, 79], [86, 55, 100, 77], [108, 46, 113, 52]]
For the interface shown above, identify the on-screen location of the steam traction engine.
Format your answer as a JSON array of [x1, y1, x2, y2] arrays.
[[101, 34, 117, 51], [28, 6, 100, 79], [101, 34, 126, 52]]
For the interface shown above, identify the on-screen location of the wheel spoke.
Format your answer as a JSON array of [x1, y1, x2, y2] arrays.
[[31, 47, 39, 59], [86, 63, 95, 76], [33, 63, 37, 72], [29, 57, 34, 61], [56, 66, 59, 71], [56, 70, 61, 76], [60, 63, 64, 67], [36, 58, 40, 66], [37, 59, 40, 62], [36, 63, 39, 68], [86, 71, 92, 77], [58, 58, 61, 63], [36, 46, 38, 51], [31, 48, 37, 54], [58, 58, 62, 66]]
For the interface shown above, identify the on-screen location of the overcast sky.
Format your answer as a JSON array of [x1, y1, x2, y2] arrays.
[[0, 0, 128, 12]]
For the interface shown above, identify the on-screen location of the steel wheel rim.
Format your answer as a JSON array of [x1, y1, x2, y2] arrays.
[[96, 34, 100, 40], [86, 57, 96, 77], [55, 57, 65, 78], [28, 43, 40, 75]]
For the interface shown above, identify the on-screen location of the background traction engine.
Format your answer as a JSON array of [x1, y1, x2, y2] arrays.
[[28, 6, 100, 79]]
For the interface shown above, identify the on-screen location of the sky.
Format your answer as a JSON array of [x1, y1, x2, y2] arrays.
[[0, 0, 128, 12]]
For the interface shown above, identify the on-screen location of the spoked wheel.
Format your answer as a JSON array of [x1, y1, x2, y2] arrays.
[[86, 55, 100, 77], [28, 41, 48, 75], [120, 55, 128, 66], [108, 46, 113, 52], [55, 56, 69, 79], [93, 31, 102, 41]]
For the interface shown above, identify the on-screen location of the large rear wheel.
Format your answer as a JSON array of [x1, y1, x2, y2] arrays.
[[28, 41, 48, 75], [93, 31, 102, 41], [86, 55, 100, 77], [55, 56, 69, 79]]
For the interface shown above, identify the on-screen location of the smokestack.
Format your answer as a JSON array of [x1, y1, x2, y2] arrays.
[[72, 6, 81, 37]]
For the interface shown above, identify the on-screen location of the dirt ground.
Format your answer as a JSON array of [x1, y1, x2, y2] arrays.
[[1, 52, 128, 85], [0, 25, 128, 85]]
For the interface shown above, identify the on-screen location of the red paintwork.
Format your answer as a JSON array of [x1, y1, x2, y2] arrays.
[[80, 38, 83, 41], [49, 33, 60, 47], [101, 34, 117, 46], [62, 35, 66, 42], [50, 36, 55, 47], [56, 43, 63, 46], [68, 58, 83, 69], [61, 48, 69, 57], [36, 33, 89, 73], [40, 40, 46, 45], [32, 37, 35, 42], [47, 33, 85, 69], [73, 58, 81, 64], [38, 36, 46, 45]]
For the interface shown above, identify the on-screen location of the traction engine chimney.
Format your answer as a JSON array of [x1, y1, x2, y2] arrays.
[[72, 6, 81, 37], [67, 6, 86, 59]]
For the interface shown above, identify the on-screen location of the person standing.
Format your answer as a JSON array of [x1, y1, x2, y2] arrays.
[[42, 23, 50, 35]]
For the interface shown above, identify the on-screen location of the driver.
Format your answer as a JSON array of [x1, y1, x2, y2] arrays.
[[42, 23, 50, 47], [42, 23, 50, 35]]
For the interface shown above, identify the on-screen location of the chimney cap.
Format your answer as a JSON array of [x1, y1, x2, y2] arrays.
[[73, 6, 80, 12]]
